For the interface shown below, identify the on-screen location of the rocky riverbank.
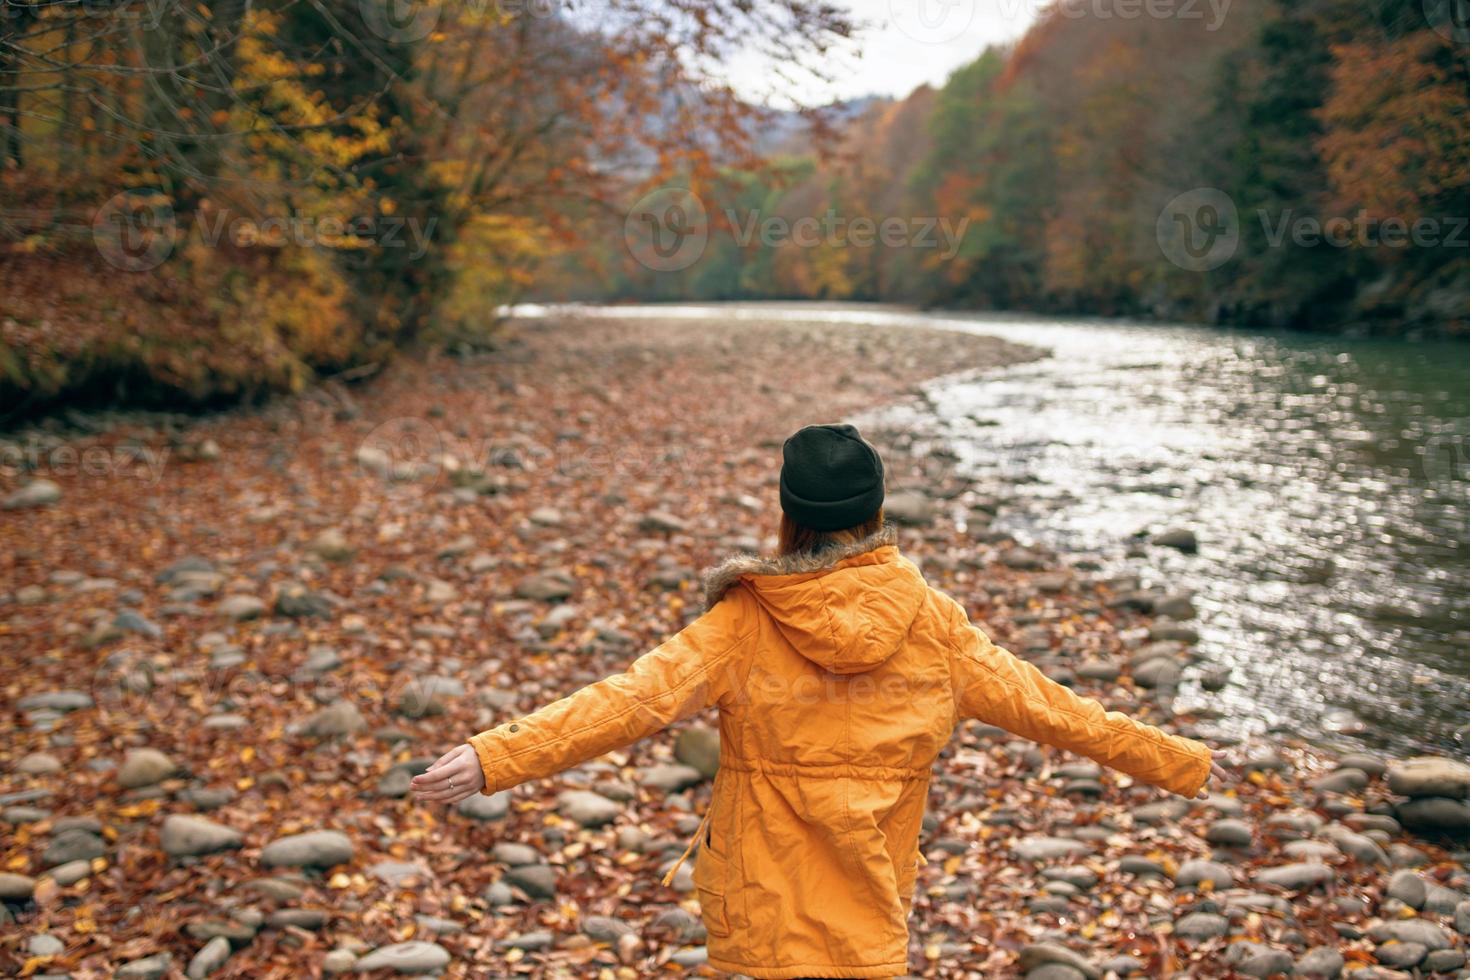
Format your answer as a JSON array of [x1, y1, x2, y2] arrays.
[[1, 313, 1467, 978]]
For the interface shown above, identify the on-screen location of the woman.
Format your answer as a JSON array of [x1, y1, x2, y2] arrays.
[[412, 422, 1226, 979]]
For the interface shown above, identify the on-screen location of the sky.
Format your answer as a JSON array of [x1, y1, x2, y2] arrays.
[[722, 0, 1042, 107]]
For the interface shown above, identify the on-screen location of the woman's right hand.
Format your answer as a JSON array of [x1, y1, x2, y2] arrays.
[[1196, 753, 1231, 799], [410, 743, 486, 805]]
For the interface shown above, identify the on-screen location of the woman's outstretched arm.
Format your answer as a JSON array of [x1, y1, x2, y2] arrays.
[[412, 593, 753, 805], [942, 592, 1225, 798]]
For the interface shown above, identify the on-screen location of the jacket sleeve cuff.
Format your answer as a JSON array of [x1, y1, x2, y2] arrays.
[[1173, 739, 1213, 798], [468, 729, 503, 796]]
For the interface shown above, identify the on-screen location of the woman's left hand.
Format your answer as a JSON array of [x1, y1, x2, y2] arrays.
[[1197, 754, 1231, 800], [410, 743, 485, 805]]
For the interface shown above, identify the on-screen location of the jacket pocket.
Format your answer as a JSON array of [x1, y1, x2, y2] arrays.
[[692, 830, 731, 937]]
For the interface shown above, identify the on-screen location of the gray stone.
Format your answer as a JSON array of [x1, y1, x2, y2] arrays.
[[1387, 756, 1470, 799], [17, 690, 93, 713], [885, 491, 936, 526], [1225, 942, 1293, 978], [1424, 948, 1465, 972], [1154, 528, 1198, 552], [43, 829, 105, 867], [1396, 796, 1470, 834], [504, 864, 556, 899], [0, 872, 36, 900], [161, 815, 242, 857], [218, 594, 266, 620], [1338, 754, 1387, 777], [1454, 898, 1470, 935], [323, 949, 357, 973], [674, 725, 720, 779], [1013, 837, 1090, 861], [1132, 657, 1182, 689], [455, 791, 510, 822], [514, 573, 575, 602], [28, 933, 64, 956], [17, 752, 62, 775], [639, 763, 703, 792], [492, 843, 540, 866], [1205, 818, 1253, 847], [260, 830, 354, 868], [1373, 942, 1425, 969], [582, 915, 635, 942], [48, 859, 92, 885], [1296, 946, 1345, 978], [638, 510, 688, 533], [117, 952, 173, 979], [353, 940, 451, 973], [367, 861, 431, 887], [1314, 768, 1370, 795], [269, 909, 328, 929], [187, 936, 232, 978], [1018, 942, 1100, 979], [303, 701, 365, 738], [1370, 919, 1451, 950], [1174, 912, 1229, 940], [1282, 840, 1340, 861], [3, 479, 61, 509], [117, 748, 178, 789], [308, 529, 355, 562], [1175, 859, 1234, 890], [1385, 869, 1426, 909], [557, 790, 620, 827], [1256, 862, 1335, 890]]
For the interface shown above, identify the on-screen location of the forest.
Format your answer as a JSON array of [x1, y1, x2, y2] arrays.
[[3, 0, 1467, 417]]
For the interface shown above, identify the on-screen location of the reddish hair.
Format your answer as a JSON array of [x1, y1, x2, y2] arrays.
[[777, 508, 885, 558]]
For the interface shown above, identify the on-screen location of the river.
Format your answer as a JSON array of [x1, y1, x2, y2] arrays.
[[513, 302, 1469, 757]]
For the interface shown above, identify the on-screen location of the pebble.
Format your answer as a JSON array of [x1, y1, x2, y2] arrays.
[[1174, 912, 1229, 940], [322, 949, 357, 973], [1225, 942, 1293, 977], [1256, 862, 1335, 890], [367, 861, 431, 887], [47, 859, 92, 885], [1314, 768, 1369, 794], [884, 491, 936, 526], [639, 763, 704, 791], [492, 842, 540, 866], [1175, 859, 1234, 890], [504, 864, 557, 899], [1396, 796, 1470, 833], [582, 915, 635, 942], [1297, 946, 1345, 977], [259, 830, 354, 868], [0, 872, 36, 900], [1386, 756, 1470, 798], [1385, 869, 1426, 909], [455, 790, 510, 821], [1374, 942, 1426, 969], [1018, 942, 1100, 979], [674, 725, 721, 779], [116, 752, 175, 787], [29, 933, 64, 956], [117, 952, 173, 978], [353, 940, 451, 973], [160, 815, 243, 857], [1013, 837, 1090, 862], [1204, 818, 1253, 847], [43, 828, 105, 867], [187, 936, 231, 978], [301, 701, 365, 738], [218, 594, 266, 620], [3, 479, 62, 509], [557, 790, 621, 827], [1454, 898, 1470, 934], [1370, 919, 1452, 950]]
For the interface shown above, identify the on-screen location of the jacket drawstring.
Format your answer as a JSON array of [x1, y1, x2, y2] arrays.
[[661, 806, 712, 888]]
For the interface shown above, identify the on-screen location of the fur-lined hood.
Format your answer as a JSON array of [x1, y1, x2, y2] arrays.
[[701, 522, 899, 611]]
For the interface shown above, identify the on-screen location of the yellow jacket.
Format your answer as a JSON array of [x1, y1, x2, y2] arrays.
[[470, 525, 1211, 979]]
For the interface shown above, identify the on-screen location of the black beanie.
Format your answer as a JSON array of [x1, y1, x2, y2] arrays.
[[779, 423, 885, 532]]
